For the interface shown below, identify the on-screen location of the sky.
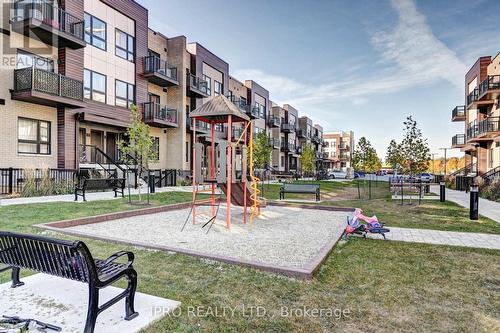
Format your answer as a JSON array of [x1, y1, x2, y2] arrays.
[[139, 0, 500, 159]]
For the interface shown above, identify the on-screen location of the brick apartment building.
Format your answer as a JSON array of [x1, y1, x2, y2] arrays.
[[323, 131, 354, 171], [451, 53, 500, 180], [0, 0, 328, 182]]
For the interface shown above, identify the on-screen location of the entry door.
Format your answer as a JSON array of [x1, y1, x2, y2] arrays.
[[90, 130, 104, 163], [79, 128, 87, 163], [106, 132, 117, 163]]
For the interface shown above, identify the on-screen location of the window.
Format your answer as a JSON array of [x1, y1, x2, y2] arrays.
[[116, 29, 135, 62], [203, 75, 211, 95], [16, 51, 53, 71], [255, 101, 265, 118], [152, 137, 160, 161], [489, 148, 494, 168], [214, 80, 222, 95], [84, 13, 106, 50], [84, 69, 106, 103], [281, 156, 285, 167], [115, 80, 135, 108], [18, 118, 51, 155]]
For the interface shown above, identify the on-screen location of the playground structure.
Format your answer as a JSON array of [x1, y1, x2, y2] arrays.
[[184, 95, 262, 231]]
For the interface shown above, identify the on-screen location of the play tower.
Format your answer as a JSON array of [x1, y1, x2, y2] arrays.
[[187, 95, 261, 230]]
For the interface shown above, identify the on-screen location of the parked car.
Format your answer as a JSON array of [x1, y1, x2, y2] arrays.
[[328, 170, 348, 179], [418, 173, 434, 182]]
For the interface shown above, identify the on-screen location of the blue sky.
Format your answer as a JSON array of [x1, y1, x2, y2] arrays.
[[139, 0, 500, 159]]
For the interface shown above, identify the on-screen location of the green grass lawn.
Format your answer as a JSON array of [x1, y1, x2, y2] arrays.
[[0, 184, 499, 331]]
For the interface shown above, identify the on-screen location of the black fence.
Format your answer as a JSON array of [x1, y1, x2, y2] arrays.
[[455, 175, 475, 192], [148, 169, 177, 187], [0, 168, 75, 195]]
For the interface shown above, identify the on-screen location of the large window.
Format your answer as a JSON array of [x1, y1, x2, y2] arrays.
[[115, 80, 135, 108], [214, 80, 222, 95], [152, 137, 160, 161], [16, 51, 53, 71], [115, 29, 135, 62], [84, 69, 106, 103], [255, 101, 265, 118], [203, 75, 211, 95], [18, 118, 51, 155], [84, 13, 106, 50]]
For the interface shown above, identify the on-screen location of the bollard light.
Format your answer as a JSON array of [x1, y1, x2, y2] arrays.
[[470, 184, 479, 220], [439, 181, 445, 202]]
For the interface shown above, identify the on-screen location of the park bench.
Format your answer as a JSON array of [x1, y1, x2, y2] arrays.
[[280, 183, 321, 201], [0, 231, 139, 333], [74, 177, 125, 201]]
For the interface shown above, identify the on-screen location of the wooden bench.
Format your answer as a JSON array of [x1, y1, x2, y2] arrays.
[[75, 177, 125, 201], [0, 231, 139, 333], [280, 183, 321, 201]]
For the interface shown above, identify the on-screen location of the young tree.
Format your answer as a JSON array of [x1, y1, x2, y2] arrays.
[[252, 131, 273, 170], [400, 116, 430, 175], [386, 139, 404, 173], [300, 144, 316, 175], [117, 104, 158, 202], [352, 137, 380, 173]]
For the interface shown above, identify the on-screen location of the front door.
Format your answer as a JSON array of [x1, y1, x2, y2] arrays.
[[91, 130, 104, 163], [106, 132, 117, 163]]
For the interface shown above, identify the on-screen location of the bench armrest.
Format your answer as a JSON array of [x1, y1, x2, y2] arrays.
[[102, 251, 134, 268]]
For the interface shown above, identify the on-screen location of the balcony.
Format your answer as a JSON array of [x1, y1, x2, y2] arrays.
[[186, 73, 209, 98], [266, 115, 280, 128], [451, 134, 466, 148], [296, 129, 307, 138], [228, 96, 259, 119], [224, 127, 244, 141], [296, 145, 303, 154], [312, 135, 320, 144], [11, 67, 84, 108], [339, 143, 350, 150], [281, 142, 295, 152], [186, 114, 210, 132], [466, 88, 479, 108], [466, 121, 478, 141], [281, 122, 295, 133], [451, 105, 466, 122], [322, 152, 329, 159], [143, 56, 178, 87], [477, 117, 500, 139], [269, 138, 280, 149], [11, 1, 85, 49], [478, 75, 500, 102], [143, 102, 178, 128], [339, 153, 350, 161]]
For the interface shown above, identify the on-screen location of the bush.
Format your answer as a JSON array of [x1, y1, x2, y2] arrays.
[[19, 168, 74, 197], [21, 169, 38, 197], [40, 169, 54, 196], [480, 178, 500, 202]]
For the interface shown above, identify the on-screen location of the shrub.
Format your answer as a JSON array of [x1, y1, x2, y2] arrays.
[[40, 169, 54, 196], [21, 169, 38, 197], [481, 178, 500, 202]]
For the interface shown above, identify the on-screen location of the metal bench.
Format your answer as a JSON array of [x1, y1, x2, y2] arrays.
[[0, 231, 139, 333], [74, 177, 125, 201], [279, 183, 321, 201]]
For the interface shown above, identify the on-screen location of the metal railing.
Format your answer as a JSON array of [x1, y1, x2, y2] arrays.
[[478, 117, 500, 135], [186, 114, 209, 131], [482, 166, 500, 185], [466, 88, 478, 106], [451, 134, 465, 146], [0, 168, 75, 195], [143, 56, 178, 82], [339, 153, 350, 160], [478, 75, 500, 96], [186, 73, 208, 95], [339, 143, 349, 149], [143, 102, 178, 125], [13, 67, 83, 101], [451, 163, 476, 177], [467, 121, 478, 139], [281, 142, 296, 151], [227, 96, 250, 113], [13, 0, 85, 41], [267, 116, 280, 127], [269, 138, 280, 149], [451, 105, 465, 119], [281, 122, 295, 132]]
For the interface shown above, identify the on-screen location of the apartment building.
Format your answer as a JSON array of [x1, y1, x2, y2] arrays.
[[0, 0, 328, 180], [451, 53, 500, 177], [324, 131, 354, 171]]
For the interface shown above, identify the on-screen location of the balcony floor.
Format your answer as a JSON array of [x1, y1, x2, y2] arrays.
[[11, 89, 85, 108], [144, 73, 179, 87]]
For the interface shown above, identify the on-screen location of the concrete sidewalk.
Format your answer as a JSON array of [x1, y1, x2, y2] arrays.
[[430, 185, 500, 223]]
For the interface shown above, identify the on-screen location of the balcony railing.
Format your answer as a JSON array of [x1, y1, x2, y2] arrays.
[[467, 121, 478, 139], [339, 143, 349, 150], [143, 102, 178, 127], [186, 114, 209, 132], [281, 142, 296, 152], [12, 67, 84, 107], [12, 1, 85, 49], [339, 153, 350, 160], [143, 56, 178, 86], [466, 88, 478, 106], [451, 105, 466, 121], [478, 75, 500, 97], [478, 117, 500, 135], [281, 122, 295, 132], [267, 115, 280, 127], [228, 95, 250, 112], [296, 129, 307, 138], [187, 73, 208, 97], [451, 134, 466, 147]]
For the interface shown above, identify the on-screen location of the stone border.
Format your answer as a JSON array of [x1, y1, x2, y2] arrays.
[[36, 201, 355, 279]]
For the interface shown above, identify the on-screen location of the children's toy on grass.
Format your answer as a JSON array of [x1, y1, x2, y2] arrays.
[[342, 208, 390, 240]]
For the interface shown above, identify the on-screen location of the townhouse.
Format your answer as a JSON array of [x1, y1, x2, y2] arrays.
[[323, 131, 355, 171], [0, 0, 329, 182], [451, 53, 500, 180]]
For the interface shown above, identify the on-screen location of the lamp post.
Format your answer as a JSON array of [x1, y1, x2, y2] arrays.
[[439, 147, 450, 175]]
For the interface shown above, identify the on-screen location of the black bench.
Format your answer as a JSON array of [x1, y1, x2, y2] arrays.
[[280, 183, 321, 201], [75, 177, 125, 201], [0, 232, 138, 333]]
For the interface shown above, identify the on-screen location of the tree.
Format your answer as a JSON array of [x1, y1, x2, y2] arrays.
[[300, 144, 316, 175], [352, 137, 381, 173], [385, 139, 404, 173], [400, 116, 430, 175], [117, 104, 158, 202], [252, 131, 272, 170]]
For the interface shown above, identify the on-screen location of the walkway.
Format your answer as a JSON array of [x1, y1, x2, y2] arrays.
[[366, 227, 500, 250], [430, 185, 500, 223]]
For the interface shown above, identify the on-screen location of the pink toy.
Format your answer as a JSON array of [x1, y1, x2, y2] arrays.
[[353, 208, 379, 225]]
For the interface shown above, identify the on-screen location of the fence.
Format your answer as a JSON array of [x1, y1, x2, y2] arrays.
[[148, 169, 177, 187], [0, 168, 75, 195]]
